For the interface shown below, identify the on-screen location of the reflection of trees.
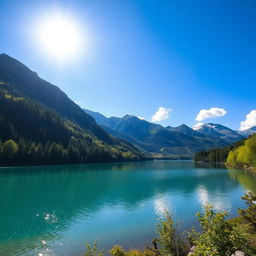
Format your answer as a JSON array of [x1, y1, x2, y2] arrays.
[[227, 168, 256, 192], [194, 162, 226, 169], [0, 161, 240, 241]]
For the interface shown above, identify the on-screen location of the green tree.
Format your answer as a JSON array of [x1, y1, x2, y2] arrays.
[[155, 212, 187, 256], [110, 245, 126, 256], [84, 242, 104, 256], [238, 192, 256, 230], [190, 205, 232, 256], [226, 151, 236, 167], [2, 139, 18, 160], [226, 134, 256, 168]]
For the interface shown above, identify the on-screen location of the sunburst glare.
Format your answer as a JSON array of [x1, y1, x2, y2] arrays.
[[36, 14, 84, 61]]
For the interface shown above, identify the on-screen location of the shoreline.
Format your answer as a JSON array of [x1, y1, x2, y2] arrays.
[[0, 158, 193, 169], [195, 160, 256, 172]]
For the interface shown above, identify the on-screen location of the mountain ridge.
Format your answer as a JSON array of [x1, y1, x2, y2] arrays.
[[84, 109, 243, 158], [237, 127, 256, 137], [0, 54, 145, 165], [0, 53, 113, 143], [192, 123, 244, 143]]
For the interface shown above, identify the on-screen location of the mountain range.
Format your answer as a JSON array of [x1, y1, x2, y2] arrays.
[[0, 54, 144, 165], [84, 109, 254, 159], [193, 123, 245, 142], [0, 53, 254, 165], [237, 127, 256, 137]]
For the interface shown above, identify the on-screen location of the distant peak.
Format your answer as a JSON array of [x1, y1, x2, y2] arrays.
[[0, 53, 15, 60], [195, 123, 219, 129], [205, 123, 216, 128], [0, 54, 14, 63], [0, 53, 38, 77], [193, 123, 205, 130], [178, 123, 190, 128], [122, 114, 137, 119], [0, 53, 25, 65]]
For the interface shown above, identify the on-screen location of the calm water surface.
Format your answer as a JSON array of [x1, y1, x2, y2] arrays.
[[0, 160, 256, 256]]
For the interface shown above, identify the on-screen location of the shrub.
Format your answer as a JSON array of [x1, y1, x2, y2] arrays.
[[190, 204, 232, 256], [238, 192, 256, 230], [154, 212, 188, 256], [85, 194, 256, 256], [110, 245, 126, 256], [84, 241, 104, 256]]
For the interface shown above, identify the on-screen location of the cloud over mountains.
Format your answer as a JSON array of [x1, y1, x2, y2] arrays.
[[151, 107, 172, 122], [240, 110, 256, 131], [196, 107, 227, 122]]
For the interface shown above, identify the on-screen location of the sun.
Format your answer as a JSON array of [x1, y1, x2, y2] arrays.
[[37, 15, 83, 60]]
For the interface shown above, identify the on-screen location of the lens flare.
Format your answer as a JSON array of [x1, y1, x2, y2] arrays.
[[37, 14, 83, 61]]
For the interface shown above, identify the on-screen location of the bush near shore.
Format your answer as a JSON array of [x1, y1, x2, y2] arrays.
[[85, 192, 256, 256]]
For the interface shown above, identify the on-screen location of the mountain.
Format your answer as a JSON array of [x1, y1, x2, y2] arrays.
[[0, 54, 116, 143], [84, 110, 233, 159], [237, 127, 256, 137], [0, 54, 144, 165], [168, 124, 212, 138], [85, 109, 109, 124], [193, 123, 244, 143]]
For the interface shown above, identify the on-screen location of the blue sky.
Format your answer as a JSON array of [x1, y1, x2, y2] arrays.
[[1, 0, 256, 130]]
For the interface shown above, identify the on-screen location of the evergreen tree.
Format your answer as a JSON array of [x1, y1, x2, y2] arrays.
[[238, 192, 256, 230]]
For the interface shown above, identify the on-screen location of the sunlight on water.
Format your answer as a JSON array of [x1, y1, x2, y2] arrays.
[[154, 195, 173, 216], [0, 160, 255, 256]]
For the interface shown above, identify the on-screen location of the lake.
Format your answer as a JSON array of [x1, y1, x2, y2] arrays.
[[0, 160, 256, 256]]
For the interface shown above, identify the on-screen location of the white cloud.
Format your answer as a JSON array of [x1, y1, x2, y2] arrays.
[[137, 116, 145, 120], [151, 107, 172, 122], [196, 107, 226, 122], [239, 110, 256, 131]]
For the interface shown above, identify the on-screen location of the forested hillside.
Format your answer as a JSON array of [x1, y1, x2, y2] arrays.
[[194, 138, 245, 163], [0, 55, 144, 166], [226, 134, 256, 168], [195, 134, 256, 169], [0, 54, 125, 144], [0, 86, 144, 165]]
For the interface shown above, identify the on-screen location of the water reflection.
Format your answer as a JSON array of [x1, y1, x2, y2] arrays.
[[0, 161, 255, 256], [227, 167, 256, 192]]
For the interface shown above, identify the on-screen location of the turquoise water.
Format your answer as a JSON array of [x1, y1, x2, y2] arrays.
[[0, 160, 255, 256]]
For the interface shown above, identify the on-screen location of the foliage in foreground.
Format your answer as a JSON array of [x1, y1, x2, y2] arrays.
[[189, 205, 255, 256], [238, 192, 256, 231], [84, 192, 256, 256]]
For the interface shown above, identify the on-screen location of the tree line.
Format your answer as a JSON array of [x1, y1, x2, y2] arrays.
[[0, 89, 142, 166], [194, 138, 246, 164], [0, 138, 138, 165], [195, 133, 256, 169]]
